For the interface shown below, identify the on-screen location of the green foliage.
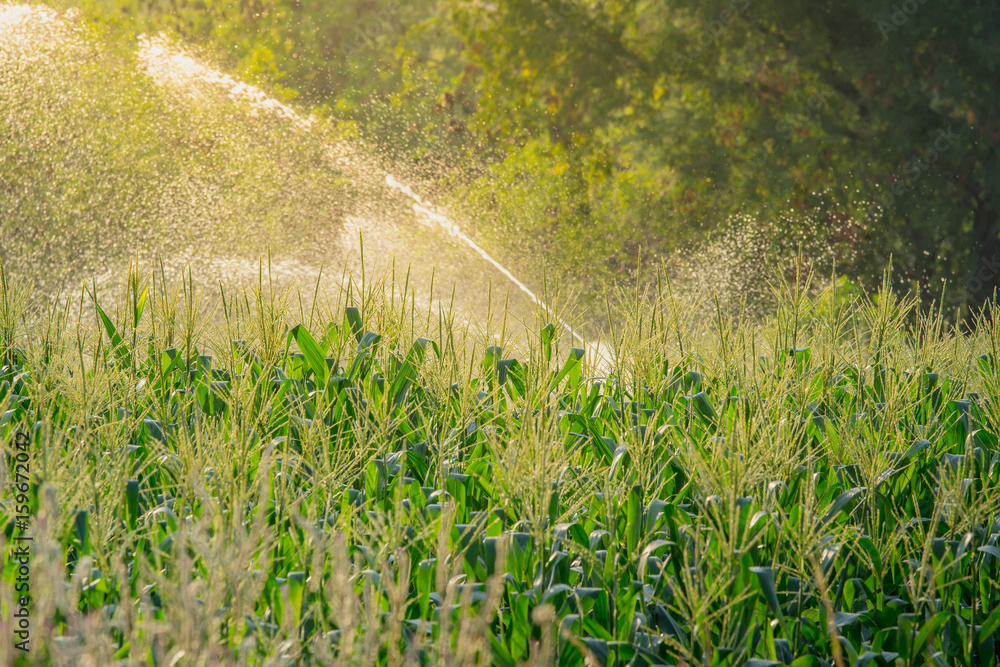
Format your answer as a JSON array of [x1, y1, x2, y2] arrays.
[[55, 0, 431, 112], [431, 0, 1000, 313], [15, 1, 1000, 315], [2, 259, 1000, 665]]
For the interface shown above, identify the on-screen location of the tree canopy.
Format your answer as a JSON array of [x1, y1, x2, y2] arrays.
[[67, 0, 1000, 315]]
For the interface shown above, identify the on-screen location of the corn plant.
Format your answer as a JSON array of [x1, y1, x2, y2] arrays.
[[1, 259, 1000, 666]]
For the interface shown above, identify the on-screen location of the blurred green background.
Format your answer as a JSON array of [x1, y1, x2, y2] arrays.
[[16, 0, 1000, 317]]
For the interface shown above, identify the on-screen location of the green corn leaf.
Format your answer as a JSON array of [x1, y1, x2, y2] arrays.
[[347, 331, 381, 381], [344, 306, 363, 342], [820, 487, 862, 526], [582, 638, 608, 667], [290, 324, 328, 384], [133, 284, 147, 329], [979, 605, 1000, 648], [639, 539, 670, 580], [541, 323, 555, 365], [692, 391, 716, 422], [788, 657, 820, 667], [125, 479, 140, 530], [550, 347, 585, 390], [287, 571, 305, 627], [912, 611, 950, 659], [490, 634, 516, 667], [626, 484, 643, 556], [511, 592, 531, 660], [74, 509, 90, 554], [857, 536, 883, 576], [610, 445, 631, 480], [582, 616, 614, 642], [86, 286, 129, 368], [750, 566, 788, 637]]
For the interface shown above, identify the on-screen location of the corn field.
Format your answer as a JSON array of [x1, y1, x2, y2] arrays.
[[1, 259, 1000, 666]]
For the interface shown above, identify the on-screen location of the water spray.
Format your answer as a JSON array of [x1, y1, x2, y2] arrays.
[[132, 33, 606, 362], [383, 175, 586, 348], [1, 9, 605, 365]]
